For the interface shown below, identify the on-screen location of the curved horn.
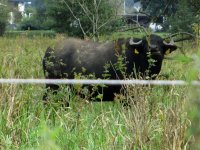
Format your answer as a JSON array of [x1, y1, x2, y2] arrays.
[[163, 32, 197, 42], [164, 32, 196, 39], [129, 38, 143, 45]]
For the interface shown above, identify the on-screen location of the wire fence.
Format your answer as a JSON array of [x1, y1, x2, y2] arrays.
[[0, 78, 200, 86]]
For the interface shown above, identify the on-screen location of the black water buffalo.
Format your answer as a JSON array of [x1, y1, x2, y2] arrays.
[[43, 34, 177, 102]]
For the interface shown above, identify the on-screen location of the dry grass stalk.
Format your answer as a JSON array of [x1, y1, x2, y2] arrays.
[[120, 84, 190, 149]]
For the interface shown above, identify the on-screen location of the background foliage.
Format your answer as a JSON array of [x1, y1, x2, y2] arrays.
[[22, 0, 122, 38], [0, 0, 9, 36], [140, 0, 199, 33], [15, 0, 200, 36]]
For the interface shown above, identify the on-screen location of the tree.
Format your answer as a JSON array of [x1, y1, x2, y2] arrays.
[[19, 0, 52, 30], [31, 0, 52, 29], [187, 0, 200, 14], [0, 0, 9, 36], [44, 0, 123, 38], [167, 0, 197, 33], [187, 0, 200, 34], [140, 0, 178, 23], [140, 0, 197, 33]]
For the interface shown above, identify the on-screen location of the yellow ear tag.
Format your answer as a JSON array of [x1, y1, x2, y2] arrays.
[[165, 48, 171, 55], [134, 49, 139, 54]]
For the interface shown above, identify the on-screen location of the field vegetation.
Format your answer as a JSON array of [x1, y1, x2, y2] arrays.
[[0, 33, 200, 149]]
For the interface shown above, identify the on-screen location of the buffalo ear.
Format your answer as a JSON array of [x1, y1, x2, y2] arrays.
[[163, 40, 177, 55], [164, 45, 177, 55], [129, 38, 143, 54]]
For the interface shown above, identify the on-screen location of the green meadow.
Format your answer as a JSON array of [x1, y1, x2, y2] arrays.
[[0, 33, 200, 149]]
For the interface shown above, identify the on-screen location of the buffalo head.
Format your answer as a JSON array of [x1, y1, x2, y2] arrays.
[[126, 34, 177, 78]]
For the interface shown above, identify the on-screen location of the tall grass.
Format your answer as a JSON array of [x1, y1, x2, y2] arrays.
[[0, 35, 199, 149]]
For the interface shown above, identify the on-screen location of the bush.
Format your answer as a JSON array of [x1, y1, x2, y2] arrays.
[[19, 18, 40, 30], [44, 0, 121, 38], [166, 0, 197, 33], [0, 0, 9, 36], [0, 21, 6, 36], [4, 30, 56, 38]]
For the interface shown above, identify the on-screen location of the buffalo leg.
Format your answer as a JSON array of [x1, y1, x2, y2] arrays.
[[102, 85, 121, 101]]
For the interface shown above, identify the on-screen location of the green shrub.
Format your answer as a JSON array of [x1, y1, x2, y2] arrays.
[[167, 0, 197, 33], [0, 21, 6, 36], [4, 30, 56, 38], [0, 0, 9, 36]]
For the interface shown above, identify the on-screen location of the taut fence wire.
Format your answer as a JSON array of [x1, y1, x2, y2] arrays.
[[0, 78, 200, 86]]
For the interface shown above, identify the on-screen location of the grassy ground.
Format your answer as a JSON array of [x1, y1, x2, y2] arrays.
[[0, 34, 200, 149]]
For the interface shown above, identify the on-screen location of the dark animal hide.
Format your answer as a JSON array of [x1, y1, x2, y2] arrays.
[[42, 34, 177, 103]]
